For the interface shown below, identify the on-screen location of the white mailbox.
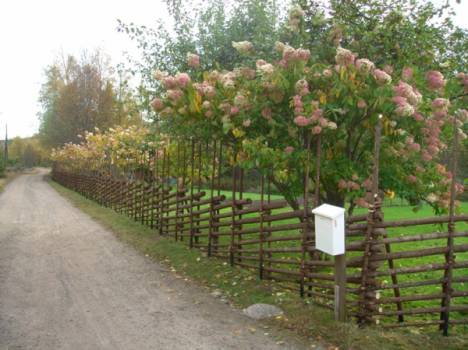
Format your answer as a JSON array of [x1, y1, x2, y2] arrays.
[[311, 204, 345, 256]]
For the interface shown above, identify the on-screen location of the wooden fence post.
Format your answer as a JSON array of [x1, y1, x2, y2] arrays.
[[358, 115, 383, 325], [440, 112, 460, 336], [334, 254, 347, 322]]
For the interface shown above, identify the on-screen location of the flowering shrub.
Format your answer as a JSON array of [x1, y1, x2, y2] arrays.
[[51, 126, 163, 176], [147, 7, 466, 212]]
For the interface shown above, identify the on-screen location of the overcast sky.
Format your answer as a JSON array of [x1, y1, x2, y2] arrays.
[[0, 0, 466, 139]]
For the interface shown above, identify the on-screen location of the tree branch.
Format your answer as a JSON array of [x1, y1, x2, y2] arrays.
[[450, 92, 468, 101]]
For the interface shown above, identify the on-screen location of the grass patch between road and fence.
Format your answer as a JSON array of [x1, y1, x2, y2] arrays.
[[49, 178, 468, 350], [0, 170, 22, 193]]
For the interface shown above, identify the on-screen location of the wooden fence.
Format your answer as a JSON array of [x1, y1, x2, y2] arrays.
[[51, 135, 468, 335]]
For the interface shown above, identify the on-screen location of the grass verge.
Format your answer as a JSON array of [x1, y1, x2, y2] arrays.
[[0, 170, 21, 193], [49, 179, 468, 350]]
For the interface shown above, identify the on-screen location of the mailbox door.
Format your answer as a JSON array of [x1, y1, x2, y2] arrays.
[[315, 216, 334, 255]]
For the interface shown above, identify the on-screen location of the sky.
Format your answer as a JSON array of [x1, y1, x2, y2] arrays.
[[0, 0, 466, 139], [0, 0, 168, 139]]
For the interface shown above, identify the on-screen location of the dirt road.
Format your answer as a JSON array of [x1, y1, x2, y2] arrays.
[[0, 171, 305, 350]]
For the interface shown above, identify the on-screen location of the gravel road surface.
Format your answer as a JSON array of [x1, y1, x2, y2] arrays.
[[0, 170, 306, 350]]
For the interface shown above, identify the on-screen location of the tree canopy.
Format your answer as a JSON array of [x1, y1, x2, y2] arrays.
[[38, 50, 142, 148]]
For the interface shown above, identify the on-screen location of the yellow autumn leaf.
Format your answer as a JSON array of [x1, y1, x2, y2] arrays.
[[232, 128, 245, 138], [319, 94, 327, 104], [188, 90, 202, 114], [194, 92, 202, 113], [340, 66, 345, 80]]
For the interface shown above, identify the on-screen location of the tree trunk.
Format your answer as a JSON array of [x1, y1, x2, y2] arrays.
[[325, 190, 345, 208]]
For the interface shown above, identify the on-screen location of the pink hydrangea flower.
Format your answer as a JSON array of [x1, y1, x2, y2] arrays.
[[409, 143, 421, 152], [232, 41, 254, 54], [373, 69, 392, 85], [327, 121, 337, 129], [288, 5, 304, 31], [355, 198, 369, 208], [383, 65, 394, 75], [234, 93, 248, 109], [293, 95, 304, 115], [431, 98, 450, 109], [335, 47, 356, 66], [413, 112, 424, 121], [258, 63, 274, 75], [296, 48, 311, 62], [312, 125, 322, 134], [203, 85, 216, 99], [150, 98, 164, 111], [162, 76, 177, 89], [202, 100, 211, 110], [456, 109, 468, 122], [166, 89, 183, 103], [426, 193, 438, 203], [294, 107, 303, 115], [309, 109, 322, 122], [284, 146, 294, 154], [394, 81, 421, 106], [427, 145, 439, 155], [322, 69, 333, 78], [230, 106, 240, 115], [421, 151, 432, 161], [187, 53, 200, 68], [153, 70, 167, 80], [175, 72, 191, 88], [436, 163, 446, 174], [402, 67, 413, 81], [362, 178, 373, 191], [278, 59, 288, 69], [294, 115, 309, 127], [392, 96, 407, 106], [416, 166, 425, 173], [319, 118, 329, 127], [338, 179, 348, 190], [426, 70, 446, 90], [241, 67, 256, 80], [295, 79, 309, 96], [395, 104, 415, 117], [274, 41, 285, 53], [293, 95, 303, 108], [455, 183, 465, 195], [355, 58, 375, 74], [261, 108, 272, 120]]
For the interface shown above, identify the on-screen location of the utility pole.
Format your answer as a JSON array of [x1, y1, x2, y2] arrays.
[[3, 123, 8, 167]]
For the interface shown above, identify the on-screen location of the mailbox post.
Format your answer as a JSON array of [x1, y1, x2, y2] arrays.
[[312, 204, 346, 322]]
